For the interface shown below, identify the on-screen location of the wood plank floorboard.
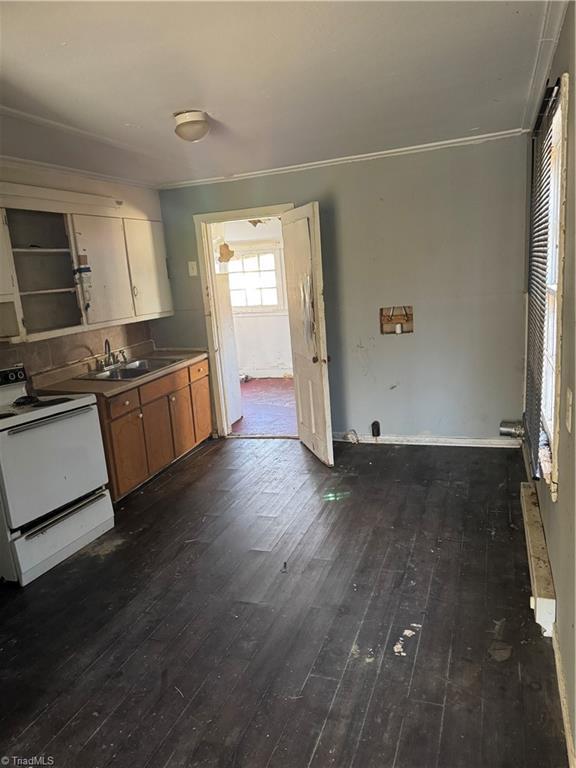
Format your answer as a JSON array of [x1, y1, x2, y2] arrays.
[[0, 439, 568, 767]]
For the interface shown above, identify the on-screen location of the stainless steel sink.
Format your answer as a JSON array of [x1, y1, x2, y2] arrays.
[[76, 357, 184, 382]]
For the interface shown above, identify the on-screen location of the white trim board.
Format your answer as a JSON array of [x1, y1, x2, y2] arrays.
[[333, 432, 521, 448], [520, 482, 556, 637], [160, 128, 528, 190], [239, 370, 293, 379], [553, 624, 576, 768]]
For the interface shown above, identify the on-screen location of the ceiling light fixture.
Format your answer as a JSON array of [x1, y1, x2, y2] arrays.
[[173, 110, 210, 142]]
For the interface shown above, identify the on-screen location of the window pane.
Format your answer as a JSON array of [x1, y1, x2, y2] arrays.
[[229, 272, 248, 289], [230, 290, 246, 307], [260, 271, 276, 288], [259, 253, 275, 270], [243, 255, 259, 272], [228, 259, 242, 273], [246, 287, 261, 305], [261, 288, 278, 305]]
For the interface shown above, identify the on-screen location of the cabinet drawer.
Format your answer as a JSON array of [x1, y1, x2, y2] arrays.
[[108, 388, 140, 420], [139, 367, 189, 405], [189, 358, 209, 382]]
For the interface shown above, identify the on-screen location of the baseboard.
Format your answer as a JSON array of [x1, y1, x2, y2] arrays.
[[333, 432, 521, 448], [241, 371, 293, 379], [553, 624, 576, 768]]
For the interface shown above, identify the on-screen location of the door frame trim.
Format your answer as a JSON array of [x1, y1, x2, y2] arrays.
[[193, 204, 294, 436]]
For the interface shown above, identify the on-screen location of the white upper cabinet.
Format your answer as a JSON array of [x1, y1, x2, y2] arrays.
[[124, 219, 173, 316], [72, 215, 135, 324], [0, 210, 21, 339], [0, 211, 16, 298]]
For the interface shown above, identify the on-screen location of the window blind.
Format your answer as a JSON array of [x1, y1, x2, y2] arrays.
[[524, 81, 560, 478]]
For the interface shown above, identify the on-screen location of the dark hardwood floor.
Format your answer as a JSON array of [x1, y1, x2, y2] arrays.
[[0, 439, 568, 768]]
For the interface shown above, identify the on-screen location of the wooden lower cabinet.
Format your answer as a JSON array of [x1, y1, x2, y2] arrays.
[[100, 360, 212, 501], [142, 396, 175, 474], [191, 376, 212, 442], [109, 409, 149, 498], [169, 385, 196, 458]]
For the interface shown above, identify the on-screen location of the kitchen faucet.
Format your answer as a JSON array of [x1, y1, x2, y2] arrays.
[[103, 338, 116, 368]]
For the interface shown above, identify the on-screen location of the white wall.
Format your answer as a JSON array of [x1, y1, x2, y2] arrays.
[[233, 313, 292, 378], [221, 219, 293, 378]]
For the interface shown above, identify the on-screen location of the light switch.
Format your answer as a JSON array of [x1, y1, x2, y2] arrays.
[[188, 261, 198, 277], [566, 388, 573, 433]]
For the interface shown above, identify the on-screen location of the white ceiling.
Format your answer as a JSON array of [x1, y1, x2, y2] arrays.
[[0, 1, 564, 187]]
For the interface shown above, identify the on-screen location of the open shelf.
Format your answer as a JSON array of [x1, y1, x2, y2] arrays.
[[13, 247, 76, 293], [6, 209, 70, 250], [21, 291, 83, 334], [20, 288, 78, 297], [12, 248, 71, 254]]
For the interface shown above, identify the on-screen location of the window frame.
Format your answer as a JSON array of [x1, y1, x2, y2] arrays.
[[541, 108, 563, 445], [223, 239, 287, 315], [533, 75, 569, 500]]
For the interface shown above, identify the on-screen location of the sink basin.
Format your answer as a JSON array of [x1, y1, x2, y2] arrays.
[[80, 368, 148, 381], [76, 357, 184, 382], [124, 358, 180, 371]]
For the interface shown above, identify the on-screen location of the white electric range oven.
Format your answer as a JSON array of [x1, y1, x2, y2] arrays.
[[0, 365, 114, 585]]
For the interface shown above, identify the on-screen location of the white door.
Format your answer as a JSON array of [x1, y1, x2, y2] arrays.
[[124, 219, 173, 316], [72, 215, 135, 324], [215, 273, 242, 428], [281, 203, 333, 465]]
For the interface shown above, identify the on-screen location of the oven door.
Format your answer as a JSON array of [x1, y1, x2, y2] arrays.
[[0, 404, 109, 530], [12, 489, 114, 586]]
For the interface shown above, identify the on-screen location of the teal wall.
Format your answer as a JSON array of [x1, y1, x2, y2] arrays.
[[154, 133, 528, 439]]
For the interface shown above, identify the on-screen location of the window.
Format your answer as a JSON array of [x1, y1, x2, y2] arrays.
[[225, 244, 285, 311], [525, 75, 568, 496], [541, 108, 563, 441]]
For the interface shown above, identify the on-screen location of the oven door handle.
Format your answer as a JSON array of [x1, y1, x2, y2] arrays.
[[6, 405, 94, 436], [24, 490, 108, 540]]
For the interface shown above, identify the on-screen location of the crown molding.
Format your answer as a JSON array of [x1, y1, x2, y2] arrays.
[[2, 127, 529, 193], [521, 0, 569, 130], [0, 155, 153, 189], [159, 128, 529, 190]]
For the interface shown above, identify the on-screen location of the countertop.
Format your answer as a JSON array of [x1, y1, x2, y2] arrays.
[[36, 350, 208, 399]]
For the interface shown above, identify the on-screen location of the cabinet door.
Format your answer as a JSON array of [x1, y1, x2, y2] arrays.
[[0, 210, 16, 298], [109, 410, 149, 497], [124, 219, 173, 316], [72, 215, 135, 324], [191, 377, 212, 443], [142, 396, 174, 475], [169, 385, 196, 458]]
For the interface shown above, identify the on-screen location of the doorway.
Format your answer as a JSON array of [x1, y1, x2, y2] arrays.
[[210, 215, 297, 437], [195, 202, 334, 466]]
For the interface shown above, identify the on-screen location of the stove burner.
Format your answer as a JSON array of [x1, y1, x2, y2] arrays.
[[13, 395, 39, 407]]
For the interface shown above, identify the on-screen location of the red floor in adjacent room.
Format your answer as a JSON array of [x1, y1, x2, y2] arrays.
[[231, 377, 297, 436]]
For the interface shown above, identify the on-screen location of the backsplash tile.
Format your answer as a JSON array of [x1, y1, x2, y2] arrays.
[[0, 321, 152, 376]]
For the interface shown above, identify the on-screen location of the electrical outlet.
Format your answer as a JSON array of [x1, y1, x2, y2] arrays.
[[566, 388, 573, 434], [188, 260, 198, 277]]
